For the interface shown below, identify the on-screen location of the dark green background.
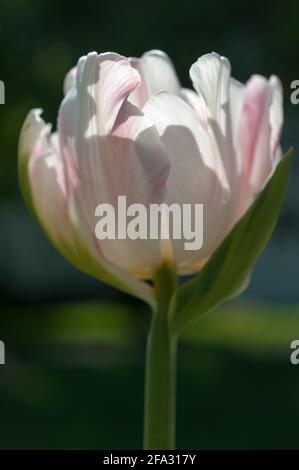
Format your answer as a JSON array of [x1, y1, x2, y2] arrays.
[[0, 0, 299, 449]]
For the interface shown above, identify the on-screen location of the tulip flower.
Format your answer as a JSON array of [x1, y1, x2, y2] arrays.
[[19, 50, 291, 450]]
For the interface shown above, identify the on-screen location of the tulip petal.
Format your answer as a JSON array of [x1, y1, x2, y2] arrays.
[[129, 50, 181, 107], [68, 185, 156, 303], [143, 92, 229, 200], [58, 52, 142, 181], [59, 52, 171, 279], [63, 66, 77, 95], [189, 52, 241, 195], [76, 99, 171, 278], [239, 75, 271, 186], [180, 88, 208, 129], [229, 78, 245, 173], [19, 109, 156, 306], [66, 51, 170, 207], [143, 92, 231, 268], [269, 75, 283, 157], [18, 109, 45, 212], [190, 52, 231, 127], [58, 52, 142, 201], [19, 110, 76, 252], [235, 74, 284, 221], [77, 52, 141, 136]]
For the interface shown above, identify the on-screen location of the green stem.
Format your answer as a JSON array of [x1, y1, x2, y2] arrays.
[[143, 263, 177, 450]]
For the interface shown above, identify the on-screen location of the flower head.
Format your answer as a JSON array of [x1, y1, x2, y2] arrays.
[[19, 50, 283, 305]]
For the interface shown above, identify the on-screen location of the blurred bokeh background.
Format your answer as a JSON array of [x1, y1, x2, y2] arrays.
[[0, 0, 299, 449]]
